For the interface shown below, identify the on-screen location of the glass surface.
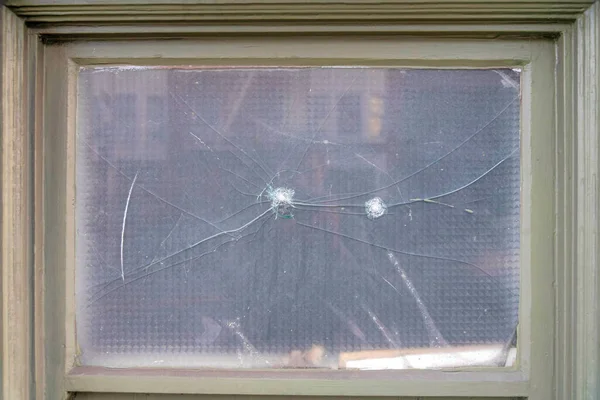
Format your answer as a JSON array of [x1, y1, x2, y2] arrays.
[[76, 67, 520, 369]]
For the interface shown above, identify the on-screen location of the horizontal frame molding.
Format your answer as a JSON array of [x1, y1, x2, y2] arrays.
[[67, 367, 529, 397], [6, 0, 597, 23]]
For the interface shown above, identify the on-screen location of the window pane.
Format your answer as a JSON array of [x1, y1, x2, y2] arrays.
[[76, 67, 520, 369]]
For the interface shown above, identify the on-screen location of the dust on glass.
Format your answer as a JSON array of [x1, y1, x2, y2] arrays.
[[75, 67, 520, 370]]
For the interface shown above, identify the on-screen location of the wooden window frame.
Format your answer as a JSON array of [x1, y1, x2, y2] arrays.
[[1, 2, 598, 400]]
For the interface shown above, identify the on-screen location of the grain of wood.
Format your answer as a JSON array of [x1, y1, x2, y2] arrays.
[[1, 6, 32, 400]]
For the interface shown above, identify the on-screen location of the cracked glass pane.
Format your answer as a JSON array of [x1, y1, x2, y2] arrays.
[[76, 66, 520, 369]]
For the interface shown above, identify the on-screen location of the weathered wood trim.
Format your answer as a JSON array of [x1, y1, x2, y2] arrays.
[[521, 38, 557, 400], [553, 4, 600, 400], [50, 36, 552, 398], [70, 394, 517, 400], [0, 0, 596, 398], [1, 6, 33, 400], [63, 37, 539, 66], [29, 23, 570, 40], [554, 22, 577, 400], [31, 26, 46, 400], [6, 0, 596, 24], [65, 367, 529, 397], [42, 43, 73, 400], [573, 2, 600, 399], [553, 4, 599, 400]]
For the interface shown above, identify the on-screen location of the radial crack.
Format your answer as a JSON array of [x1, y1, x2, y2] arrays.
[[120, 171, 138, 281]]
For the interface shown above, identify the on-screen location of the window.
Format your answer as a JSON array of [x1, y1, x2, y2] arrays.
[[52, 38, 554, 398], [2, 2, 599, 400], [77, 66, 520, 370]]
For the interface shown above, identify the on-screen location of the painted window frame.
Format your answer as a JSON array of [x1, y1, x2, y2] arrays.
[[62, 38, 549, 398], [1, 2, 598, 400]]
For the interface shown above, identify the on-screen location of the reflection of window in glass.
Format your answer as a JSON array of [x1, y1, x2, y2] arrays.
[[337, 93, 362, 137], [76, 67, 520, 370], [114, 93, 137, 160], [307, 94, 330, 133], [144, 95, 168, 160]]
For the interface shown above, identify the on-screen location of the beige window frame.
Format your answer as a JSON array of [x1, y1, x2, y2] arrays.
[[2, 2, 599, 400]]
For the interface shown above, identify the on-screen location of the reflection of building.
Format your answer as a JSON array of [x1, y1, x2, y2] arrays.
[[79, 67, 520, 367], [82, 69, 174, 245], [86, 67, 171, 161], [167, 68, 393, 199]]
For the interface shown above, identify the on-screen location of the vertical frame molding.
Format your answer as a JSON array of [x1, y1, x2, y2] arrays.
[[1, 6, 32, 400], [574, 2, 600, 399]]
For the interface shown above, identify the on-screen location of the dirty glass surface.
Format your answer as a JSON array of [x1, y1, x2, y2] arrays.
[[76, 67, 520, 369]]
